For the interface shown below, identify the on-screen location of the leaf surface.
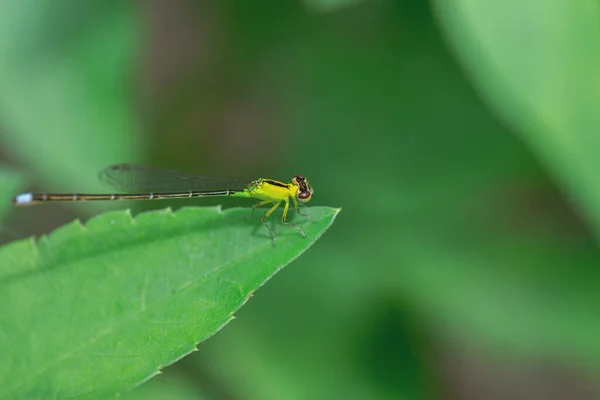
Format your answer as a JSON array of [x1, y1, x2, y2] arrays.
[[0, 205, 339, 399]]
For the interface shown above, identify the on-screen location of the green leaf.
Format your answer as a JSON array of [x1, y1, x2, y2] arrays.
[[0, 205, 339, 399], [0, 1, 141, 193], [433, 0, 600, 234]]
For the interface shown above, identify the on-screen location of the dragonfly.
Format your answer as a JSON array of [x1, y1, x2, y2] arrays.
[[13, 163, 314, 243]]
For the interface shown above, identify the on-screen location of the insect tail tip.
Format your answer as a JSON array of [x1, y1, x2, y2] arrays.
[[13, 192, 35, 206]]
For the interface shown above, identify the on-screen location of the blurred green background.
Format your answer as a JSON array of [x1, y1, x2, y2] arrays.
[[2, 0, 600, 398]]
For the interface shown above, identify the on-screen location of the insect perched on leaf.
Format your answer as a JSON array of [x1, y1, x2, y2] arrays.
[[13, 164, 314, 244]]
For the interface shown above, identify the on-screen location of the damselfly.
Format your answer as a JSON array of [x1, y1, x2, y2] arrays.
[[13, 164, 314, 243]]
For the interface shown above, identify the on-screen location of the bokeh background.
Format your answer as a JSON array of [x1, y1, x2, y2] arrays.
[[2, 0, 600, 399]]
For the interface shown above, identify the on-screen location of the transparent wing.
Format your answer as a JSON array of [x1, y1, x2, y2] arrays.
[[98, 164, 252, 193]]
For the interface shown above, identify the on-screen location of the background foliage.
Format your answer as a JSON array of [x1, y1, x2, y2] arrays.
[[1, 0, 599, 399]]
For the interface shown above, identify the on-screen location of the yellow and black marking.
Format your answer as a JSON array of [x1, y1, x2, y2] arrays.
[[236, 176, 313, 242]]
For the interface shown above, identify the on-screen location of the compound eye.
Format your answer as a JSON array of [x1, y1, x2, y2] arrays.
[[298, 190, 311, 201]]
